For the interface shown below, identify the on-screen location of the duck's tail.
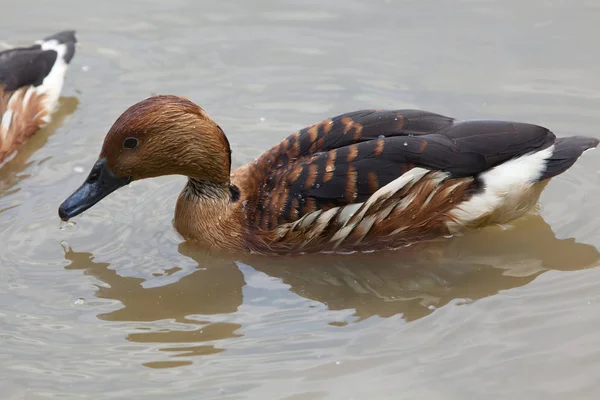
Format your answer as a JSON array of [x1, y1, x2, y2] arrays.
[[539, 135, 599, 181], [444, 134, 598, 231], [38, 30, 77, 64]]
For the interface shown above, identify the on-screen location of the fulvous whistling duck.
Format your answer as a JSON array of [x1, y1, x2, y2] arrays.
[[59, 95, 598, 254], [0, 30, 76, 164]]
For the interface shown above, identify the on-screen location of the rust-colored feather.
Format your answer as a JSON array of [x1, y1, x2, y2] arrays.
[[323, 150, 336, 183], [0, 86, 48, 163]]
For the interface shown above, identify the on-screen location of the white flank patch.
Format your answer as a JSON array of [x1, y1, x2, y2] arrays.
[[447, 145, 554, 230], [1, 109, 13, 139], [301, 208, 338, 244], [364, 167, 431, 208], [35, 39, 70, 123], [349, 167, 433, 227], [297, 210, 322, 229], [22, 86, 35, 109]]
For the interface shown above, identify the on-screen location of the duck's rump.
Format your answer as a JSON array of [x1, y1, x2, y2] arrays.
[[0, 30, 76, 92], [0, 31, 76, 163], [248, 109, 597, 238]]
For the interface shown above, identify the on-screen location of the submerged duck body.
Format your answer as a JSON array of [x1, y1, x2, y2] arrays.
[[0, 30, 77, 164], [59, 95, 598, 254]]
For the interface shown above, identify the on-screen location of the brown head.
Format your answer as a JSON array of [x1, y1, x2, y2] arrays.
[[59, 95, 232, 220]]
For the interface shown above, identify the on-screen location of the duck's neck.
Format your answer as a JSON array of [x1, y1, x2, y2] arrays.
[[174, 178, 245, 250], [181, 178, 239, 202]]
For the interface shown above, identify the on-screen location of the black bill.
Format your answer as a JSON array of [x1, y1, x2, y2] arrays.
[[58, 158, 131, 221]]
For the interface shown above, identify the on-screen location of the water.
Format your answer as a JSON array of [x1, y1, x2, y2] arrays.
[[1, 0, 600, 398]]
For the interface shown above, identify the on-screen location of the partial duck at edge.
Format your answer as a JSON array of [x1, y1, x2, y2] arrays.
[[0, 30, 77, 164], [58, 95, 598, 255]]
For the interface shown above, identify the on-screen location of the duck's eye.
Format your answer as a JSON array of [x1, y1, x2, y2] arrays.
[[123, 137, 138, 149]]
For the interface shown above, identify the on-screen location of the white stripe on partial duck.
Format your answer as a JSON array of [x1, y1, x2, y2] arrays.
[[0, 109, 13, 143], [34, 38, 70, 123]]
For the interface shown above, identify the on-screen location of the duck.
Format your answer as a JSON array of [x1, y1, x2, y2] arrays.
[[58, 95, 598, 255], [0, 30, 77, 164]]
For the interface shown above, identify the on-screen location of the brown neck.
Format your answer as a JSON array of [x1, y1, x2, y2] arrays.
[[174, 177, 246, 251], [184, 123, 233, 184]]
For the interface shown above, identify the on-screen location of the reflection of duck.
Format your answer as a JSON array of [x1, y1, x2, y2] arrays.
[[0, 97, 78, 194], [239, 214, 600, 321], [0, 31, 77, 165], [62, 243, 243, 363], [62, 214, 599, 364], [59, 95, 598, 254]]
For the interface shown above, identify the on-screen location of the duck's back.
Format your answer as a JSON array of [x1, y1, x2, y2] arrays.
[[246, 109, 556, 229], [235, 109, 597, 253], [0, 30, 76, 164]]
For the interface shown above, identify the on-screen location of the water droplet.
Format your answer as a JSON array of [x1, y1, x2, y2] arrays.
[[73, 166, 84, 173], [403, 142, 408, 146], [335, 361, 341, 365], [315, 183, 321, 189], [74, 298, 85, 305], [260, 117, 266, 122], [378, 135, 385, 139], [394, 118, 398, 121], [59, 220, 77, 231], [325, 165, 334, 173], [81, 65, 90, 72], [428, 305, 436, 311]]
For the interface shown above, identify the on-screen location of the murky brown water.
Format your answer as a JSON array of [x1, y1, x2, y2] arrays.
[[2, 1, 600, 398]]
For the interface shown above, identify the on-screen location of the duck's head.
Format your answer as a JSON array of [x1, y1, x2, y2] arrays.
[[58, 95, 232, 221]]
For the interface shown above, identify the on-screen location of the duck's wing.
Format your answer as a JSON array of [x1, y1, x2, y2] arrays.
[[0, 31, 76, 163], [261, 109, 455, 166], [249, 110, 560, 231]]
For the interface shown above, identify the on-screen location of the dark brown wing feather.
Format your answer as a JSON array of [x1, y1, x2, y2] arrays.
[[248, 110, 556, 230]]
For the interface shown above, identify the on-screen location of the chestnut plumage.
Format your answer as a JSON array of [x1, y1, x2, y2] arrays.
[[59, 95, 598, 254]]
